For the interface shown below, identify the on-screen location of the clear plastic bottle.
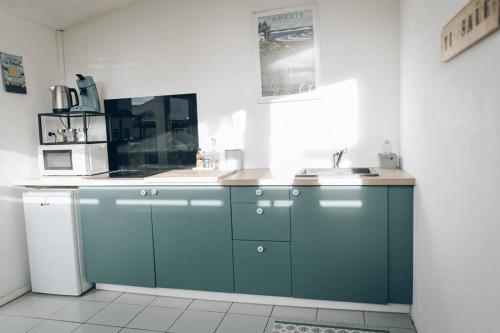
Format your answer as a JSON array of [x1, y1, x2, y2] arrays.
[[203, 151, 210, 169], [383, 140, 392, 155], [210, 138, 219, 169]]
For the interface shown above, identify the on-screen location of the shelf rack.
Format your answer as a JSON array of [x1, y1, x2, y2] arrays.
[[38, 111, 111, 145]]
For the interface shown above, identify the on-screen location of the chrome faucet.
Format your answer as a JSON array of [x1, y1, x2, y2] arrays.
[[333, 148, 347, 168]]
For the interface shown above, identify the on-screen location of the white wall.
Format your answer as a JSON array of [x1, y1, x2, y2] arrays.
[[400, 1, 500, 332], [63, 0, 400, 171], [0, 12, 59, 304]]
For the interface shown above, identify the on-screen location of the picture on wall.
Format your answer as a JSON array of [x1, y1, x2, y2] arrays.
[[254, 5, 320, 103], [1, 52, 27, 94]]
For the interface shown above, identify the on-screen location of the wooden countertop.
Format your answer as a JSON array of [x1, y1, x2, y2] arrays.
[[13, 169, 234, 187], [14, 168, 415, 187], [145, 169, 235, 183], [221, 168, 415, 186]]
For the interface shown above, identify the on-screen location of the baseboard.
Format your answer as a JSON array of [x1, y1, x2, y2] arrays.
[[0, 285, 31, 307], [96, 284, 410, 313]]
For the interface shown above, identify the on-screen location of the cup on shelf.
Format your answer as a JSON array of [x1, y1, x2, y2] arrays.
[[67, 129, 77, 142], [55, 129, 67, 143], [76, 129, 86, 142]]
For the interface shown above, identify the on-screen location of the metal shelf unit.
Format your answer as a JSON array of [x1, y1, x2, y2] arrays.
[[38, 111, 110, 145]]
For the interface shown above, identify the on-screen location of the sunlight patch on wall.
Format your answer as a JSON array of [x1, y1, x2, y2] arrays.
[[270, 79, 359, 172], [201, 110, 247, 151]]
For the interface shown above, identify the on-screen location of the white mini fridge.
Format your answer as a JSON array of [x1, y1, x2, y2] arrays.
[[23, 190, 93, 296]]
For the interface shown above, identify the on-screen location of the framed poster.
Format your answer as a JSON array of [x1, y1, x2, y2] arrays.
[[254, 5, 321, 103], [1, 52, 27, 94]]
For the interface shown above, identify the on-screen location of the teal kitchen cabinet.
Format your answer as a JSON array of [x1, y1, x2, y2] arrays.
[[233, 240, 291, 297], [79, 187, 156, 287], [389, 186, 414, 304], [151, 186, 234, 292], [291, 186, 389, 304]]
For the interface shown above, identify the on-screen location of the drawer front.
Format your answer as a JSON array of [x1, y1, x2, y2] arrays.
[[231, 186, 290, 203], [232, 203, 290, 241], [233, 240, 291, 297]]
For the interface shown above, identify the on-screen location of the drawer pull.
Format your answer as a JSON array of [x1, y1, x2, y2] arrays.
[[257, 245, 265, 253], [151, 189, 158, 196], [140, 190, 147, 197], [255, 189, 263, 196], [256, 208, 264, 215], [292, 188, 300, 196]]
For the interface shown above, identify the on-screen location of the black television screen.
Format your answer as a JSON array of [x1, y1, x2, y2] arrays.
[[104, 93, 198, 172]]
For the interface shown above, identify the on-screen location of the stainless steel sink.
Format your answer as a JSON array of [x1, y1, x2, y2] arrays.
[[295, 168, 379, 178]]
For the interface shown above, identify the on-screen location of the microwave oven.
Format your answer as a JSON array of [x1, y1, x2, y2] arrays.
[[38, 144, 109, 176]]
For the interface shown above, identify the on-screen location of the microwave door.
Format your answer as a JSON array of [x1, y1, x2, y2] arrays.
[[43, 150, 73, 170]]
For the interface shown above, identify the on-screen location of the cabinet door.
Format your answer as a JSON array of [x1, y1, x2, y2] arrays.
[[151, 186, 234, 292], [79, 187, 155, 287], [291, 186, 388, 304], [233, 240, 291, 297], [389, 186, 413, 304]]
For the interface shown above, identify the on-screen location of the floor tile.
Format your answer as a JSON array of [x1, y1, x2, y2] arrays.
[[15, 297, 74, 318], [264, 318, 276, 333], [271, 306, 317, 320], [389, 329, 417, 333], [29, 319, 80, 333], [188, 299, 231, 313], [51, 300, 108, 322], [317, 309, 364, 324], [0, 294, 44, 315], [41, 294, 81, 302], [113, 293, 156, 306], [215, 313, 268, 333], [168, 310, 224, 333], [87, 303, 144, 327], [81, 290, 122, 302], [73, 324, 122, 333], [127, 306, 183, 331], [150, 296, 193, 309], [0, 314, 6, 321], [364, 312, 414, 329], [0, 316, 42, 332], [228, 303, 273, 317], [120, 329, 158, 333]]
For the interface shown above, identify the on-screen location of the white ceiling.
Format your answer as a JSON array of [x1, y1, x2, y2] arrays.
[[0, 0, 142, 30]]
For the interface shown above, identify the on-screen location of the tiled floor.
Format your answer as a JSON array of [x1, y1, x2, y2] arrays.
[[0, 289, 417, 333]]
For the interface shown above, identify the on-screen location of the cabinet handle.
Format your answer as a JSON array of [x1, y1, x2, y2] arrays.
[[151, 189, 158, 196], [256, 207, 264, 215], [292, 188, 300, 196], [140, 190, 147, 197], [255, 189, 263, 196], [257, 246, 265, 253]]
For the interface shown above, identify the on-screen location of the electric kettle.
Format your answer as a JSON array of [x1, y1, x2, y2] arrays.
[[50, 85, 79, 113]]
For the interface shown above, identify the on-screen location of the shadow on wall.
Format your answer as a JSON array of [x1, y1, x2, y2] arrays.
[[0, 185, 30, 298]]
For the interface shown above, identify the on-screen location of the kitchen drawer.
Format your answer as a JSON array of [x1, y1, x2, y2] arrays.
[[232, 203, 290, 241], [231, 186, 290, 203], [233, 240, 291, 297]]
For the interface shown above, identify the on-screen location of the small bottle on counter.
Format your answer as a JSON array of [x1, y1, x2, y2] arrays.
[[196, 149, 204, 169], [383, 140, 393, 155], [203, 151, 211, 169], [210, 138, 219, 169]]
